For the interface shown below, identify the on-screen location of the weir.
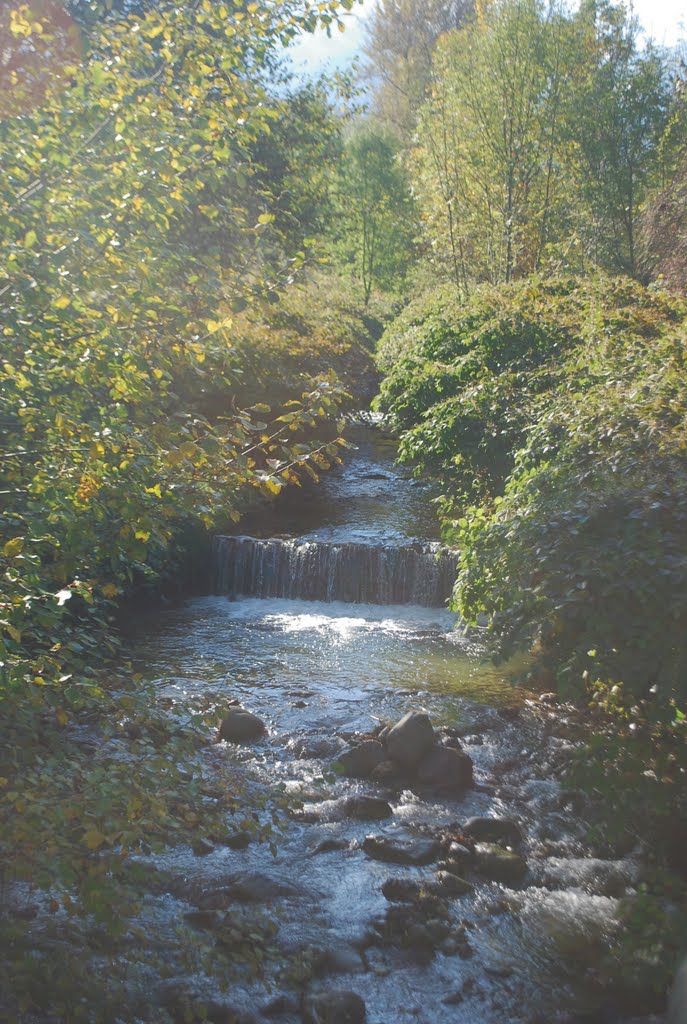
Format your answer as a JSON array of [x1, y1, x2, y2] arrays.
[[214, 535, 459, 607]]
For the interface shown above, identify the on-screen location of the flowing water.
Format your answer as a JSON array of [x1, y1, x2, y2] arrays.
[[119, 423, 657, 1024]]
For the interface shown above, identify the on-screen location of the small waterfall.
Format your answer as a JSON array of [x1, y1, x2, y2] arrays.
[[214, 536, 459, 607]]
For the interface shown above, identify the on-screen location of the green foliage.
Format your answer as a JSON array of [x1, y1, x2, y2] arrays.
[[327, 122, 416, 304], [570, 1, 672, 275], [227, 275, 383, 408], [410, 0, 678, 287], [377, 276, 687, 709], [0, 0, 359, 936], [363, 0, 474, 135]]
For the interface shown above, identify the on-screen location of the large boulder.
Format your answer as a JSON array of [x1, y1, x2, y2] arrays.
[[416, 746, 473, 792], [386, 711, 435, 768], [218, 708, 266, 743], [336, 741, 385, 779], [462, 816, 522, 846], [303, 990, 366, 1024]]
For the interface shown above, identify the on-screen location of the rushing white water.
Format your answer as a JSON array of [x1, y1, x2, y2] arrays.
[[214, 536, 460, 607]]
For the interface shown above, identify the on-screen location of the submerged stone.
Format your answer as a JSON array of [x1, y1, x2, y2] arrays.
[[303, 990, 366, 1024]]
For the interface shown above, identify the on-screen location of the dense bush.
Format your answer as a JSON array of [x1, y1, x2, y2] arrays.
[[377, 276, 687, 711]]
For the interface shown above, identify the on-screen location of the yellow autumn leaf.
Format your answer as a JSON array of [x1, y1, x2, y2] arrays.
[[3, 537, 24, 558], [83, 829, 106, 850]]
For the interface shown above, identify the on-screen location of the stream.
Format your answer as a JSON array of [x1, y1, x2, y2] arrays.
[[121, 423, 658, 1024]]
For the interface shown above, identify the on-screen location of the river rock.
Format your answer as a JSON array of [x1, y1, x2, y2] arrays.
[[381, 878, 423, 902], [293, 736, 347, 760], [260, 994, 300, 1017], [362, 835, 440, 866], [192, 837, 216, 856], [345, 796, 393, 820], [446, 842, 474, 869], [474, 843, 528, 884], [336, 741, 385, 779], [463, 816, 523, 846], [431, 871, 474, 897], [183, 909, 220, 930], [303, 990, 366, 1024], [219, 708, 266, 743], [416, 745, 473, 792], [225, 871, 301, 903], [386, 711, 435, 767], [158, 981, 255, 1024], [315, 945, 364, 975], [369, 759, 403, 785], [220, 831, 252, 850]]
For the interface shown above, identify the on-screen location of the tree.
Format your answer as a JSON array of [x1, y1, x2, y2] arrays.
[[569, 0, 672, 275], [413, 0, 575, 286], [329, 122, 415, 303], [363, 0, 474, 135]]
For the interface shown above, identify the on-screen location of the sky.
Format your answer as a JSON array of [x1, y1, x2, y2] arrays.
[[288, 0, 686, 76]]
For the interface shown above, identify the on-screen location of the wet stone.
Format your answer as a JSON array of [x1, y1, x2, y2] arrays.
[[463, 816, 523, 846], [362, 835, 440, 866], [183, 909, 219, 930], [303, 990, 366, 1024], [416, 745, 473, 792], [315, 945, 364, 976], [431, 871, 473, 897], [312, 837, 351, 855], [386, 711, 435, 768], [474, 843, 528, 884], [293, 736, 346, 760], [336, 741, 385, 779], [225, 871, 302, 903], [158, 981, 255, 1024], [369, 759, 403, 785], [221, 831, 252, 850], [192, 837, 215, 856], [446, 841, 474, 868], [381, 878, 423, 902], [259, 994, 299, 1017], [219, 708, 266, 743], [344, 796, 393, 821]]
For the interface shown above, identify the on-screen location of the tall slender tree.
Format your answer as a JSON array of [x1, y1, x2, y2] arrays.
[[363, 0, 474, 135]]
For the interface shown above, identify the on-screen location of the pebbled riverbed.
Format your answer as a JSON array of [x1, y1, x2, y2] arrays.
[[120, 424, 660, 1024]]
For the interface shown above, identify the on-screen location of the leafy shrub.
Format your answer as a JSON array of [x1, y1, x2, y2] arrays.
[[377, 276, 687, 711]]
